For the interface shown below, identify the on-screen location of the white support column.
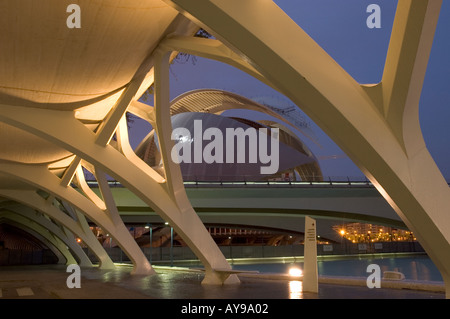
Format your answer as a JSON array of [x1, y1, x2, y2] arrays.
[[95, 80, 141, 146], [153, 49, 185, 198], [61, 200, 115, 269], [61, 225, 93, 267], [153, 48, 239, 284], [303, 216, 318, 293], [115, 114, 164, 183], [60, 156, 82, 187], [74, 165, 106, 210], [128, 100, 156, 127], [95, 51, 155, 147], [95, 168, 155, 275]]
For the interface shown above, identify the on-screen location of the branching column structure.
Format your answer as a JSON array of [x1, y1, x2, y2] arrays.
[[0, 41, 239, 284]]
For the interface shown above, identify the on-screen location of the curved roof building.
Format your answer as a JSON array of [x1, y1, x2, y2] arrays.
[[169, 89, 318, 145], [136, 90, 323, 181]]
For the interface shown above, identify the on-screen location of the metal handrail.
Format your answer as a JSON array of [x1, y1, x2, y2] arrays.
[[84, 179, 375, 188], [84, 177, 450, 188]]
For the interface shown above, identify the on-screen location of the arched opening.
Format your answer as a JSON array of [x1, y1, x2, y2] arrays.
[[0, 223, 58, 266]]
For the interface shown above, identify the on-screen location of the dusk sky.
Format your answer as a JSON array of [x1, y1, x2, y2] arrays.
[[133, 0, 450, 181]]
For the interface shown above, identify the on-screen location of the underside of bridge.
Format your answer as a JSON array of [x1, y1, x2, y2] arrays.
[[0, 223, 59, 266], [1, 0, 449, 297]]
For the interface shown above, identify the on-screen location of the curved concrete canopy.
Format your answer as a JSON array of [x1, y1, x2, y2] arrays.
[[0, 0, 179, 109], [0, 123, 72, 164], [0, 0, 197, 166]]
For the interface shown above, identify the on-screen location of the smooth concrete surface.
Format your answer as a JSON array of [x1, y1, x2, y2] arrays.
[[0, 264, 445, 299]]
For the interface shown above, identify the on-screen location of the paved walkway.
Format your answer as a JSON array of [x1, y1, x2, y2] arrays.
[[0, 264, 445, 300], [0, 265, 150, 299]]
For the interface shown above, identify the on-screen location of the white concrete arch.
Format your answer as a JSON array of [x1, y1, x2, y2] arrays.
[[161, 0, 450, 296], [0, 188, 114, 269], [152, 48, 239, 284]]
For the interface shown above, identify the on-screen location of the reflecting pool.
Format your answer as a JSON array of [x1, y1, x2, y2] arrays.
[[228, 254, 443, 282]]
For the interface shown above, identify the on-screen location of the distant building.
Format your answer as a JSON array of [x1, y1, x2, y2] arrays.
[[136, 89, 323, 182]]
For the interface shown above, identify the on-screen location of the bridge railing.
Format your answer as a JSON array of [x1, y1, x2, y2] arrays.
[[84, 176, 450, 189], [183, 179, 373, 188], [184, 175, 374, 188], [85, 175, 374, 188], [83, 241, 426, 265]]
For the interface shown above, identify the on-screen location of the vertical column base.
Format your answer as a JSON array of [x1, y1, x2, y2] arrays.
[[303, 216, 318, 293]]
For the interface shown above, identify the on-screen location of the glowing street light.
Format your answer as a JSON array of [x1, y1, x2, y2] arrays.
[[289, 267, 303, 277]]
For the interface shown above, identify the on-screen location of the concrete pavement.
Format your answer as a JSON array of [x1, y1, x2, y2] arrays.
[[0, 264, 445, 299]]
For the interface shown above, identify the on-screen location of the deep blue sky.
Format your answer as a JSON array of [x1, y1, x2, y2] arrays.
[[132, 1, 450, 181]]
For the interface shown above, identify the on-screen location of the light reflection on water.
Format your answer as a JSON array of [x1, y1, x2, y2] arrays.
[[289, 280, 303, 299]]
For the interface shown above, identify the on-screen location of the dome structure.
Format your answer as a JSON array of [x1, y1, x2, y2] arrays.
[[136, 89, 323, 181], [169, 89, 319, 145], [136, 112, 323, 181]]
